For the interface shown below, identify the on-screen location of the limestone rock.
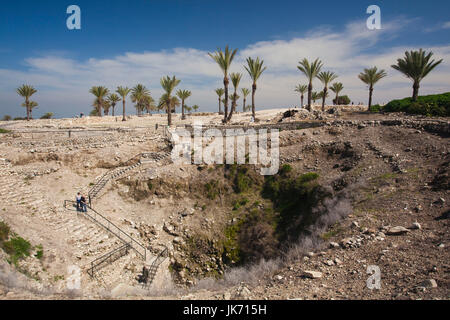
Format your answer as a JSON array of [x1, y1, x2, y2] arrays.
[[303, 271, 323, 279], [386, 226, 409, 235]]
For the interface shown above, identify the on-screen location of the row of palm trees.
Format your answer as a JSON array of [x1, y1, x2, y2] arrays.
[[88, 78, 197, 125], [209, 46, 266, 123], [14, 49, 442, 122], [294, 49, 443, 111]]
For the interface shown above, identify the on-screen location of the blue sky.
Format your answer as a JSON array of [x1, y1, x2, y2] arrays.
[[0, 0, 449, 118]]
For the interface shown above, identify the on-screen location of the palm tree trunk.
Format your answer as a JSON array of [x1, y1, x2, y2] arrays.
[[112, 105, 115, 117], [122, 99, 126, 121], [243, 97, 246, 112], [167, 97, 172, 126], [227, 92, 237, 122], [251, 83, 256, 120], [335, 93, 338, 105], [182, 99, 185, 120], [412, 81, 420, 102], [321, 88, 327, 112], [307, 83, 312, 112], [218, 97, 222, 114], [26, 98, 30, 121], [368, 86, 373, 110], [301, 95, 304, 108], [224, 77, 229, 122]]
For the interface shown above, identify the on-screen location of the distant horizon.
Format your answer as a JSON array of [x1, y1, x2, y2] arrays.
[[1, 0, 449, 119]]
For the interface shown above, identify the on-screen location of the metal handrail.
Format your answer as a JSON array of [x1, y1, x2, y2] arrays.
[[87, 243, 131, 277], [87, 151, 171, 201], [87, 153, 146, 200], [143, 245, 169, 288], [64, 200, 146, 260]]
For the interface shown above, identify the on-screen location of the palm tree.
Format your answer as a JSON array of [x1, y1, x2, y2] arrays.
[[297, 58, 323, 111], [176, 90, 192, 120], [160, 76, 181, 126], [241, 88, 250, 112], [208, 46, 238, 122], [330, 82, 344, 105], [158, 93, 180, 116], [143, 95, 156, 114], [294, 84, 308, 108], [131, 84, 150, 116], [358, 67, 387, 110], [192, 105, 199, 113], [391, 49, 443, 101], [102, 100, 111, 115], [16, 85, 37, 121], [317, 71, 338, 112], [22, 101, 38, 119], [107, 93, 121, 116], [312, 91, 320, 104], [89, 86, 109, 117], [244, 57, 266, 120], [215, 88, 225, 115], [116, 86, 131, 121], [226, 73, 242, 122]]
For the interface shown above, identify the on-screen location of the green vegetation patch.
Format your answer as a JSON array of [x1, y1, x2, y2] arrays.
[[2, 236, 32, 265], [374, 92, 450, 116]]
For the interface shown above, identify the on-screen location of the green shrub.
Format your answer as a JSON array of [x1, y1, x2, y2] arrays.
[[2, 115, 11, 121], [0, 128, 10, 134], [35, 244, 44, 260], [280, 164, 292, 176], [369, 104, 383, 113], [2, 236, 32, 265], [384, 92, 450, 116], [205, 180, 220, 200], [13, 117, 26, 121], [40, 112, 53, 119], [333, 95, 351, 105]]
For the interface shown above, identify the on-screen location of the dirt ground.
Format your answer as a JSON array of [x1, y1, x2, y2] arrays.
[[0, 107, 448, 300]]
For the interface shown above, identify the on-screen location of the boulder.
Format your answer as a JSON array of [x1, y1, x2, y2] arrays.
[[303, 271, 323, 279], [386, 226, 409, 235], [418, 279, 438, 288]]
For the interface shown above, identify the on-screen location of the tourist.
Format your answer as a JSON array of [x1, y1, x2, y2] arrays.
[[76, 192, 81, 211], [80, 194, 87, 213]]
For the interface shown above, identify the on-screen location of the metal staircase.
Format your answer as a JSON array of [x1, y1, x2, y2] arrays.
[[64, 200, 146, 277], [65, 150, 172, 279], [88, 151, 171, 204]]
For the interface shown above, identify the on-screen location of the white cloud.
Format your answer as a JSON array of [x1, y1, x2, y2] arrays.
[[0, 18, 449, 118]]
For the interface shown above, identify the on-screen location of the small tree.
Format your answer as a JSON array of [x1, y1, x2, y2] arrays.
[[358, 67, 387, 110], [107, 93, 121, 116], [40, 112, 53, 119], [160, 76, 181, 126], [294, 84, 308, 108], [391, 49, 443, 101], [116, 86, 131, 121], [16, 85, 37, 121], [317, 71, 338, 112], [330, 82, 344, 106]]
